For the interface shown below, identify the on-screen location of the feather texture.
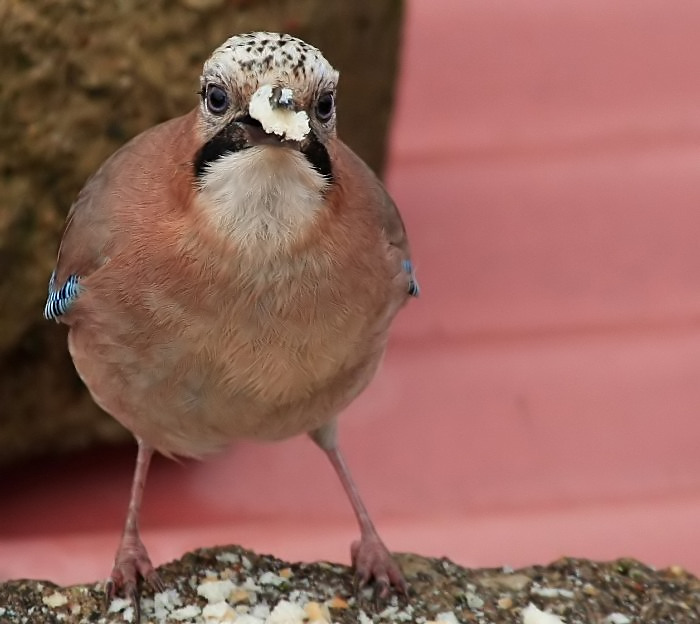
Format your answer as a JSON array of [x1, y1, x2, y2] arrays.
[[46, 111, 415, 458], [44, 30, 417, 600], [44, 272, 81, 320]]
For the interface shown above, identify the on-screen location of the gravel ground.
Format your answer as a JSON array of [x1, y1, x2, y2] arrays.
[[1, 545, 699, 623]]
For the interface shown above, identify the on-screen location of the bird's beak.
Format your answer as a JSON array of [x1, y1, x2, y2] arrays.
[[240, 84, 311, 145], [234, 115, 288, 147], [267, 86, 296, 111]]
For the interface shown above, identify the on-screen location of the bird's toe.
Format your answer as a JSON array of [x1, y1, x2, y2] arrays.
[[350, 535, 408, 603]]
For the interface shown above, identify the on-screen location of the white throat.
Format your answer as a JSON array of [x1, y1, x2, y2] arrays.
[[197, 146, 328, 249]]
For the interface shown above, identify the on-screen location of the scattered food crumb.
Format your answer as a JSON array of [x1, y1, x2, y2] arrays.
[[268, 599, 307, 624], [121, 605, 134, 622], [42, 591, 68, 608], [605, 614, 631, 624], [358, 610, 374, 624], [530, 585, 575, 599], [304, 600, 329, 622], [107, 597, 131, 613], [435, 611, 461, 623], [522, 603, 566, 624], [464, 590, 485, 609], [259, 571, 287, 587], [216, 551, 241, 565], [235, 614, 266, 624], [171, 603, 201, 620], [327, 595, 348, 610], [202, 600, 236, 621], [230, 587, 253, 604], [197, 578, 236, 603], [279, 568, 294, 579]]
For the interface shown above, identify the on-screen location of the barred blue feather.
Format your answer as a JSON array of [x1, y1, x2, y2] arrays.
[[44, 272, 81, 320], [402, 259, 420, 297]]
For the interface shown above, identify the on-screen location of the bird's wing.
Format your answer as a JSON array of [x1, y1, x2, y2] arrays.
[[44, 113, 196, 321], [44, 150, 126, 320], [334, 140, 419, 297], [55, 160, 118, 282]]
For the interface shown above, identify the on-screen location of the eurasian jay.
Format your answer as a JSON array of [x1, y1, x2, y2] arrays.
[[45, 31, 419, 613]]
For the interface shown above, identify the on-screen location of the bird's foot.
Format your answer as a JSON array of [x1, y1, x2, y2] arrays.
[[351, 533, 408, 601], [106, 535, 163, 622]]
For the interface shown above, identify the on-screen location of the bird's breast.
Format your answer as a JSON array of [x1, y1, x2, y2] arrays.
[[193, 251, 374, 405], [194, 144, 329, 252], [68, 193, 396, 455]]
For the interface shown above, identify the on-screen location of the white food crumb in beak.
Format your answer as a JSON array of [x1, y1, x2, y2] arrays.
[[248, 84, 310, 142]]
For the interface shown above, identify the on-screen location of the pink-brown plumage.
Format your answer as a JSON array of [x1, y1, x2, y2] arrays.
[[60, 112, 409, 456], [46, 32, 417, 614]]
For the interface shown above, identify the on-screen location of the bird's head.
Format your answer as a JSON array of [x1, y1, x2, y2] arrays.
[[193, 32, 339, 182]]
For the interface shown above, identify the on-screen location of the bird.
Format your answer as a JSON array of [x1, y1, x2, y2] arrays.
[[44, 31, 419, 614]]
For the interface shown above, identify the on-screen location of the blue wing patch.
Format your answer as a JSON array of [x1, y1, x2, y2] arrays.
[[44, 272, 81, 320], [402, 259, 420, 297]]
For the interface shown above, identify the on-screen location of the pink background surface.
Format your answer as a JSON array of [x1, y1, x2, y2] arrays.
[[3, 0, 700, 585]]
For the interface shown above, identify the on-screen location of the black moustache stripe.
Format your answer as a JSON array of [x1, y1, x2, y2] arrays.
[[302, 135, 333, 182], [193, 121, 333, 183], [193, 123, 249, 179]]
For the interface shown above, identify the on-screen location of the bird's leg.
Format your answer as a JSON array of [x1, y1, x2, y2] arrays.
[[106, 439, 163, 619], [311, 424, 407, 598]]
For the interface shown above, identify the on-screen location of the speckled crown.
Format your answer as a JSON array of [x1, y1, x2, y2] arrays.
[[202, 32, 338, 103]]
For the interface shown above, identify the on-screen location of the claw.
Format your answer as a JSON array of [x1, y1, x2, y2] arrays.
[[105, 534, 161, 622], [146, 569, 166, 593], [129, 583, 141, 624], [105, 579, 115, 604], [350, 535, 407, 604], [373, 579, 390, 610]]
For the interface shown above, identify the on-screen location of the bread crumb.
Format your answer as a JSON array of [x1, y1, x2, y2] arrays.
[[197, 579, 235, 603], [203, 601, 237, 622], [435, 612, 461, 624], [171, 604, 201, 620], [605, 615, 631, 624], [304, 600, 330, 623], [268, 599, 306, 624], [522, 603, 566, 624], [248, 84, 310, 141], [42, 592, 68, 608], [327, 596, 349, 609]]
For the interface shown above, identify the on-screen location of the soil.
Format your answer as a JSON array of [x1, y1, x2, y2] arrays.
[[1, 545, 699, 623]]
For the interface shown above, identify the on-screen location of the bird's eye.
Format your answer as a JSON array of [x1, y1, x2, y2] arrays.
[[205, 85, 229, 115], [316, 92, 335, 122]]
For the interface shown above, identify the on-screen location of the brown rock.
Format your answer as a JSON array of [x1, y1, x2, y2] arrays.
[[0, 0, 403, 463]]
